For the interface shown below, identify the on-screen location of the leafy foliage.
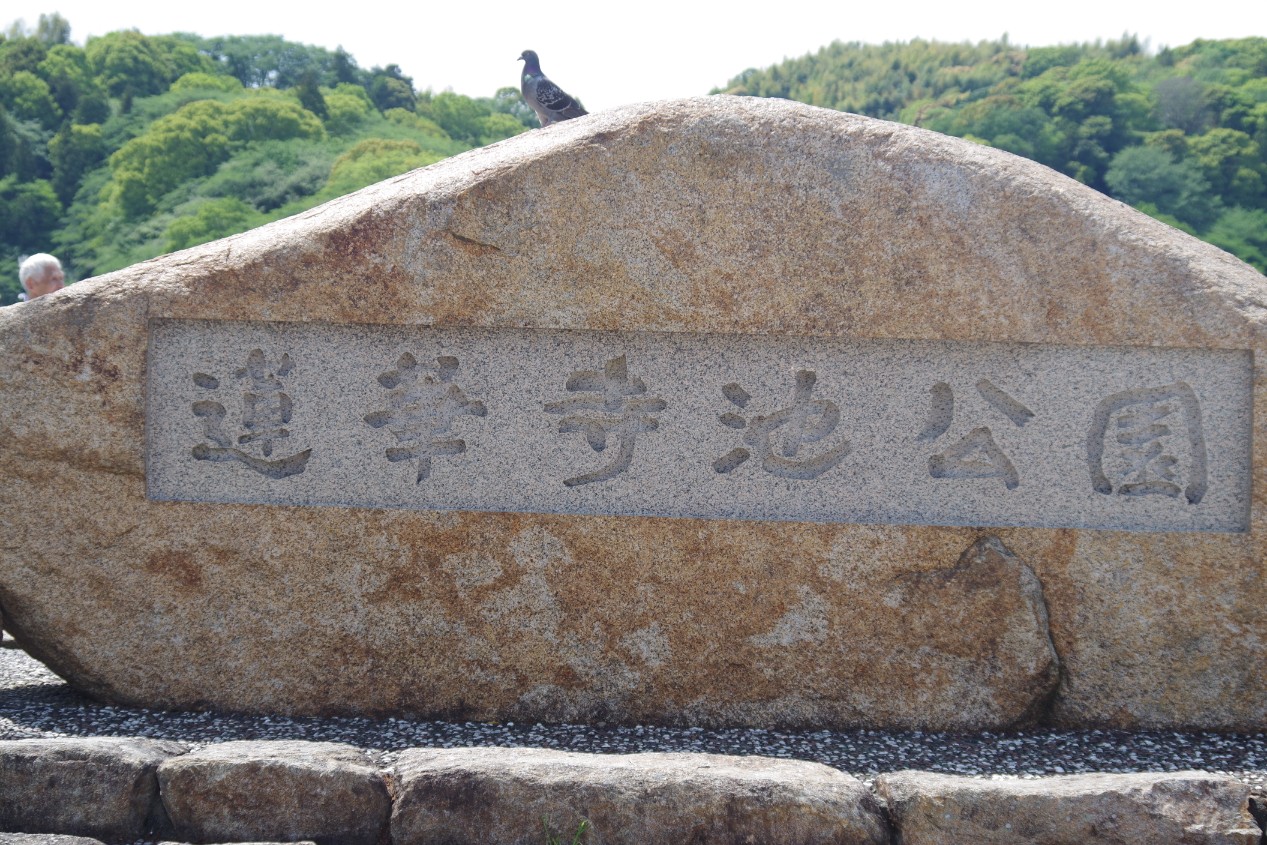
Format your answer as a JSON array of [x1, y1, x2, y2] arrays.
[[719, 35, 1267, 274], [323, 138, 443, 197], [0, 175, 59, 253], [1105, 144, 1220, 228], [164, 196, 260, 251], [0, 22, 532, 302]]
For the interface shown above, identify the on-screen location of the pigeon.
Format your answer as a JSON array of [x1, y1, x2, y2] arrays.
[[519, 50, 587, 127]]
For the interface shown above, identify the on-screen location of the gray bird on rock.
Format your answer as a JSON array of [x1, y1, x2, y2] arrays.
[[519, 50, 587, 126]]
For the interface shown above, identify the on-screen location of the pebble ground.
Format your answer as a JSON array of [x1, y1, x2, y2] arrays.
[[2, 644, 1263, 791]]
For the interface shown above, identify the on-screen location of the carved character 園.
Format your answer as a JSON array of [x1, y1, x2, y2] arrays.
[[190, 349, 312, 479], [544, 354, 667, 487], [713, 370, 851, 479], [918, 378, 1033, 490], [364, 353, 487, 483], [1087, 382, 1207, 504]]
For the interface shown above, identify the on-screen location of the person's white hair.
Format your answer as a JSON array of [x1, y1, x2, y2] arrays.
[[18, 253, 62, 291]]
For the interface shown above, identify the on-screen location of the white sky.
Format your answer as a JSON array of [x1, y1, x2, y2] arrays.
[[6, 1, 1267, 111]]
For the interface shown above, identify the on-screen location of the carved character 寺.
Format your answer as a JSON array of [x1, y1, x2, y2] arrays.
[[544, 354, 667, 487]]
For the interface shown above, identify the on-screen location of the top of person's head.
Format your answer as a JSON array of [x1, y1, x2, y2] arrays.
[[18, 253, 63, 288]]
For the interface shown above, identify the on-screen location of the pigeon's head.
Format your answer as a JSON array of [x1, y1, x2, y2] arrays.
[[519, 50, 541, 72]]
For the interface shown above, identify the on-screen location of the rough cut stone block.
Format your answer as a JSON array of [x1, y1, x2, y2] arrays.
[[0, 737, 185, 841], [391, 747, 889, 845], [876, 769, 1260, 844], [156, 741, 389, 845], [1247, 792, 1266, 830], [2, 96, 1266, 730], [0, 836, 106, 845]]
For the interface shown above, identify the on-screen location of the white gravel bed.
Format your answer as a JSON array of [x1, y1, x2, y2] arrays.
[[2, 645, 1263, 790]]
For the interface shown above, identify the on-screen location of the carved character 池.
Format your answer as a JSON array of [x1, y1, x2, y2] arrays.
[[713, 370, 851, 479], [189, 349, 312, 479], [544, 354, 667, 487], [364, 353, 487, 483]]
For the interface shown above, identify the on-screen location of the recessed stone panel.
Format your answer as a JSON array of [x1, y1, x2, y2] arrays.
[[147, 320, 1252, 532]]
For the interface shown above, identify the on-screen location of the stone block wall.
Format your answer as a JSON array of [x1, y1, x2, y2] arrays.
[[1, 739, 1261, 844]]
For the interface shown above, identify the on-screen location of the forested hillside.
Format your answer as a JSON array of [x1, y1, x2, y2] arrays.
[[0, 14, 535, 303], [718, 36, 1267, 274], [2, 18, 1266, 306]]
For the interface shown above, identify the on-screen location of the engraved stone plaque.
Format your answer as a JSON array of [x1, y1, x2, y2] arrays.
[[147, 319, 1253, 532]]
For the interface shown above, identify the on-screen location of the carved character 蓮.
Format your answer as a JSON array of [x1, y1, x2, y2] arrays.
[[190, 349, 312, 479]]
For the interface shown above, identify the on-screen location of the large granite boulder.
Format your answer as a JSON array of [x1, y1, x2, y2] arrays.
[[0, 96, 1264, 729]]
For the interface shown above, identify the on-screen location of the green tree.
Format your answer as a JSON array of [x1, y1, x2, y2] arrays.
[[34, 13, 71, 46], [1203, 206, 1267, 272], [107, 93, 324, 217], [479, 112, 528, 144], [73, 90, 110, 124], [489, 86, 535, 126], [38, 43, 94, 117], [1105, 145, 1221, 229], [1, 110, 51, 179], [1021, 45, 1083, 78], [0, 102, 15, 176], [200, 139, 332, 211], [107, 99, 236, 216], [1153, 76, 1210, 134], [1142, 128, 1189, 158], [164, 196, 260, 251], [79, 31, 208, 102], [294, 70, 327, 120], [0, 70, 61, 128], [0, 35, 48, 76], [187, 34, 337, 88], [227, 94, 325, 143], [1014, 59, 1151, 185], [1187, 127, 1263, 205], [427, 92, 487, 143], [367, 64, 415, 112], [383, 107, 447, 137], [323, 138, 440, 195], [331, 46, 359, 85], [49, 121, 106, 204], [0, 175, 60, 252], [170, 71, 243, 93], [1202, 83, 1256, 132], [323, 83, 373, 134], [85, 30, 171, 98]]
